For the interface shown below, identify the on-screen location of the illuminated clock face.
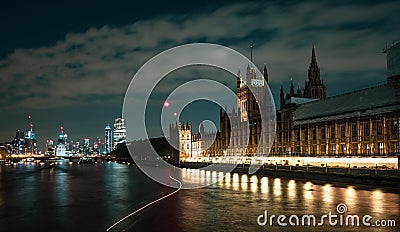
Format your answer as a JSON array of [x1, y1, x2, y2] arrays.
[[251, 79, 264, 87]]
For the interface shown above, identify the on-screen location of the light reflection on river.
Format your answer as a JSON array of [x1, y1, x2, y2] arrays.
[[0, 162, 399, 232]]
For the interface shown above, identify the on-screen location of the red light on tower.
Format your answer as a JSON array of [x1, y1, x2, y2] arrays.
[[28, 115, 33, 131], [163, 101, 170, 107]]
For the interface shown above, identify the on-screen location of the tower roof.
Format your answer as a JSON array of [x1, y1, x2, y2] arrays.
[[311, 44, 316, 63], [250, 44, 253, 62], [294, 83, 400, 125]]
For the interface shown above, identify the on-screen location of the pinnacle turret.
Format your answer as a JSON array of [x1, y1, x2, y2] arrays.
[[263, 63, 268, 83], [311, 44, 316, 63]]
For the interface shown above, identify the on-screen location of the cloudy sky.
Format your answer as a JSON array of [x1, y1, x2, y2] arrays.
[[1, 0, 399, 151]]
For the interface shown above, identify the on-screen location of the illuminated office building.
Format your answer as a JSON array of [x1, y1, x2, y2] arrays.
[[46, 139, 54, 156], [55, 126, 67, 156], [24, 115, 37, 155], [83, 138, 90, 155], [11, 130, 25, 155], [105, 125, 113, 154], [113, 118, 126, 148]]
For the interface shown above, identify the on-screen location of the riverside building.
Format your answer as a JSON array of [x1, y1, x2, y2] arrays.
[[170, 42, 400, 168]]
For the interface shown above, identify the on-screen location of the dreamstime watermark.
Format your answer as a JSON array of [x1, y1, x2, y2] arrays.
[[122, 43, 276, 189], [257, 203, 397, 227]]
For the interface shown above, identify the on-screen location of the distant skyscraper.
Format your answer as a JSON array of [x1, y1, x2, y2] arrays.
[[46, 139, 54, 156], [93, 137, 102, 154], [105, 125, 112, 154], [24, 115, 37, 155], [83, 138, 90, 155], [56, 126, 67, 156], [75, 141, 81, 154], [58, 133, 66, 145], [113, 118, 126, 148], [11, 130, 25, 155]]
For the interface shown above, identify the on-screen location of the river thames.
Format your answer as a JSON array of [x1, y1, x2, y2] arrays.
[[0, 162, 399, 232]]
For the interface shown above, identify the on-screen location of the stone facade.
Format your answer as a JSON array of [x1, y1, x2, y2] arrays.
[[170, 43, 400, 161]]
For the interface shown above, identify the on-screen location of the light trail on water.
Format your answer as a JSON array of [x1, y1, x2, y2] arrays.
[[106, 176, 182, 231]]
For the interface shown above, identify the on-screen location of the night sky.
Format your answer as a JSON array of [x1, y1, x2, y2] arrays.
[[1, 0, 400, 151]]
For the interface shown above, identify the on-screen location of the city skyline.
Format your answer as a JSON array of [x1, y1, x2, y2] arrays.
[[6, 115, 123, 154], [1, 0, 400, 151]]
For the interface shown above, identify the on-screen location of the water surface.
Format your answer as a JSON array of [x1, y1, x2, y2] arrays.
[[0, 162, 398, 231]]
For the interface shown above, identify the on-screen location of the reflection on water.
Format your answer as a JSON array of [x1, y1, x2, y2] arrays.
[[344, 186, 358, 208], [303, 181, 314, 203], [232, 173, 239, 191], [0, 163, 399, 232], [241, 174, 248, 191], [372, 189, 384, 213], [323, 184, 332, 204], [287, 180, 296, 200], [260, 177, 268, 194], [273, 178, 282, 197], [250, 175, 258, 193]]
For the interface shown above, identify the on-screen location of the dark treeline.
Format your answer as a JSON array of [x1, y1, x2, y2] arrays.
[[111, 137, 177, 163]]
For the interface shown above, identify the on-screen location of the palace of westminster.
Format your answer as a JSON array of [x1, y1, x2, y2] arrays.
[[170, 42, 400, 161]]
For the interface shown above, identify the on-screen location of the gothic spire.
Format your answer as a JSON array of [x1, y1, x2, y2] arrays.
[[297, 84, 302, 96], [237, 69, 242, 89], [263, 63, 268, 83], [304, 44, 326, 99], [200, 123, 204, 134], [311, 44, 316, 63], [250, 44, 253, 62], [280, 85, 285, 109], [290, 78, 295, 97], [308, 44, 320, 82]]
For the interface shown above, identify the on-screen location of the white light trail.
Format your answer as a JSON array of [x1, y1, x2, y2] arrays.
[[106, 176, 182, 231]]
